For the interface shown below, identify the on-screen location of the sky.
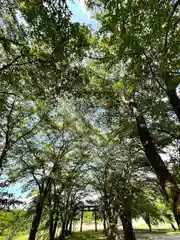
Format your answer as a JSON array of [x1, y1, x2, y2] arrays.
[[2, 0, 98, 200], [68, 0, 98, 30]]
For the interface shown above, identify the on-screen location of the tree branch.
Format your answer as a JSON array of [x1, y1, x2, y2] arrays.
[[0, 36, 29, 49], [143, 52, 166, 91], [157, 128, 180, 140], [10, 119, 42, 148], [0, 100, 16, 169], [31, 171, 42, 192], [0, 55, 22, 72], [21, 157, 42, 192], [164, 0, 180, 54]]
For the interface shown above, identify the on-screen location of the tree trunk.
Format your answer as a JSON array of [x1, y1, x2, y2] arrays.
[[28, 194, 45, 240], [80, 209, 83, 232], [103, 216, 108, 236], [68, 219, 73, 235], [120, 193, 136, 240], [131, 102, 180, 228], [120, 215, 136, 240], [167, 88, 180, 122], [95, 208, 98, 232], [49, 211, 54, 240], [147, 222, 152, 233], [29, 163, 57, 240], [59, 220, 66, 240], [52, 212, 60, 239], [173, 194, 180, 230], [65, 218, 70, 236], [171, 222, 177, 231], [49, 192, 55, 240], [144, 214, 152, 232], [163, 73, 180, 122]]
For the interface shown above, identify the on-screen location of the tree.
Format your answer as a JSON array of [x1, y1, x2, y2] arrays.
[[88, 132, 145, 240], [7, 99, 92, 240], [85, 0, 180, 228]]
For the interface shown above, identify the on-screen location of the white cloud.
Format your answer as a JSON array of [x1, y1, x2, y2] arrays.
[[78, 0, 91, 19]]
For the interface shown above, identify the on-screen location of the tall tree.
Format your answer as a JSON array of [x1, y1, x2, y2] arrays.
[[85, 0, 180, 228]]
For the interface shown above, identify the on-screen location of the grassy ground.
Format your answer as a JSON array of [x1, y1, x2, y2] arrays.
[[67, 231, 105, 240], [14, 235, 28, 240], [67, 231, 180, 240], [0, 232, 105, 240], [0, 235, 28, 240], [1, 230, 180, 240]]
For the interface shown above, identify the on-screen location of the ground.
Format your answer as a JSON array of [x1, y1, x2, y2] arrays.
[[67, 231, 180, 240], [1, 230, 180, 240]]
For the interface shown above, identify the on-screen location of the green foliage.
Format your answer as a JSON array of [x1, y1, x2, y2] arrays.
[[0, 209, 28, 236], [83, 212, 93, 224], [0, 0, 180, 239]]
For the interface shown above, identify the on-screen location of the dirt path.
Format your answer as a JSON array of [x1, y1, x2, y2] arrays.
[[136, 233, 180, 240]]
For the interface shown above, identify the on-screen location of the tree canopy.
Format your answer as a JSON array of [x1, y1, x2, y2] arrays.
[[0, 1, 180, 240]]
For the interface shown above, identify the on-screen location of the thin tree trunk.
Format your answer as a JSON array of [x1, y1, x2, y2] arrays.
[[68, 219, 73, 235], [65, 218, 70, 236], [49, 191, 55, 240], [59, 220, 66, 240], [95, 208, 98, 232], [52, 212, 60, 239], [49, 210, 54, 240], [144, 214, 152, 232], [147, 223, 152, 233], [80, 209, 83, 232], [28, 194, 45, 240], [171, 222, 177, 231], [120, 214, 136, 240], [103, 215, 108, 236]]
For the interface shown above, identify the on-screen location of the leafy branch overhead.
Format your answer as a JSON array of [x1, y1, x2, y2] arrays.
[[0, 1, 180, 240]]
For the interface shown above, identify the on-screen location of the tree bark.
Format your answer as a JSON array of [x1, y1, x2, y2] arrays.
[[49, 192, 55, 240], [65, 218, 70, 236], [103, 215, 108, 236], [95, 208, 98, 232], [143, 214, 151, 232], [28, 194, 45, 240], [59, 219, 66, 240], [68, 219, 73, 235], [28, 177, 53, 240], [80, 209, 83, 232], [52, 212, 60, 239], [163, 73, 180, 122], [131, 102, 180, 228], [171, 222, 177, 231], [167, 88, 180, 122], [120, 214, 136, 240], [49, 210, 54, 240], [119, 193, 136, 240]]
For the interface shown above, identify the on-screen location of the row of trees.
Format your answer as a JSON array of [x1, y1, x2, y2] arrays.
[[0, 1, 92, 239], [0, 0, 180, 240]]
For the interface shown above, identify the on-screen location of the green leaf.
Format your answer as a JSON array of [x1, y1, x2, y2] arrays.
[[112, 81, 121, 89]]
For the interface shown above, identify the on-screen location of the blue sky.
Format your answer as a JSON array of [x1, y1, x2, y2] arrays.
[[68, 0, 98, 30]]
